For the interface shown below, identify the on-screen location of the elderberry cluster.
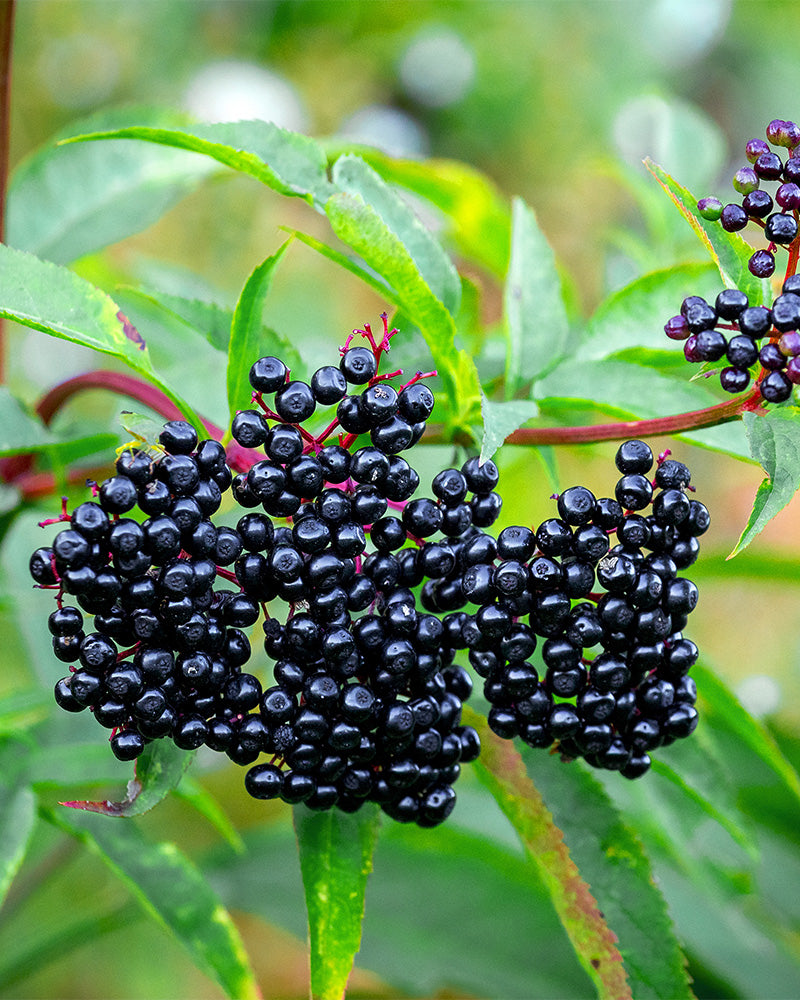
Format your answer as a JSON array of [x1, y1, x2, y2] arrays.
[[456, 441, 708, 778], [697, 117, 800, 279], [664, 279, 800, 402], [29, 317, 482, 827]]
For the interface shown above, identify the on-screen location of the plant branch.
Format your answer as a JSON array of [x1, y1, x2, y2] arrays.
[[1, 370, 265, 499], [425, 392, 761, 448]]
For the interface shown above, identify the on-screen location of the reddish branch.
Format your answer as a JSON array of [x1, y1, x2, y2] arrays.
[[3, 369, 763, 504]]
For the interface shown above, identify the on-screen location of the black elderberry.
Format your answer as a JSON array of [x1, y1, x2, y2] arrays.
[[749, 250, 775, 279], [715, 288, 749, 319], [462, 457, 500, 495], [398, 382, 435, 422], [720, 203, 748, 231], [275, 380, 316, 423], [615, 474, 653, 511], [557, 486, 597, 525], [761, 370, 793, 403], [311, 365, 348, 405], [232, 410, 268, 448], [340, 346, 377, 385], [766, 213, 798, 245]]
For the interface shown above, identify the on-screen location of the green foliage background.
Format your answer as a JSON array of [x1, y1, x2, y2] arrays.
[[3, 2, 800, 998]]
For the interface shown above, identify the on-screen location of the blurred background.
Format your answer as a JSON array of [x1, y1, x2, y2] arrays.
[[4, 1, 800, 997]]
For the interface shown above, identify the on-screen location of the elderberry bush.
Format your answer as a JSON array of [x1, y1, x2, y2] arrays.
[[464, 440, 709, 779], [28, 317, 482, 828]]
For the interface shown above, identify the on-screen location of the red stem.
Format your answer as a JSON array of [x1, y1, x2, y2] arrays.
[[425, 392, 760, 448]]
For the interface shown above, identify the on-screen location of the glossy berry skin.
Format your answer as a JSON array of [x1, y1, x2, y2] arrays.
[[249, 356, 287, 393], [615, 440, 653, 475], [557, 487, 596, 525], [275, 381, 316, 423], [311, 366, 348, 405], [340, 347, 377, 385]]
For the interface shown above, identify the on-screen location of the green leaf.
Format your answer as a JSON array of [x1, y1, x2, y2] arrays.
[[63, 119, 335, 205], [7, 108, 217, 264], [0, 689, 50, 735], [286, 227, 396, 300], [523, 752, 694, 1000], [29, 742, 132, 789], [650, 758, 756, 858], [205, 821, 593, 999], [504, 197, 570, 394], [480, 394, 539, 462], [578, 262, 721, 361], [0, 782, 36, 908], [730, 409, 800, 556], [112, 287, 230, 429], [44, 806, 260, 1000], [694, 662, 800, 808], [332, 155, 461, 315], [0, 244, 204, 434], [227, 242, 290, 419], [645, 158, 769, 305], [466, 707, 632, 1000], [325, 192, 481, 429], [61, 739, 194, 817], [172, 777, 245, 854], [327, 145, 512, 278], [118, 286, 235, 353], [0, 388, 56, 454], [294, 802, 382, 1000]]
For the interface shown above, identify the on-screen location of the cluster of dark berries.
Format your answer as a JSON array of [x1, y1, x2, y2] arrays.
[[467, 440, 708, 778], [663, 279, 800, 402], [29, 313, 711, 816], [697, 118, 800, 279], [29, 316, 483, 827]]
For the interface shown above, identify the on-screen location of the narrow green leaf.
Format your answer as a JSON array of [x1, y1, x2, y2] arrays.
[[0, 783, 36, 907], [29, 742, 131, 789], [294, 802, 382, 1000], [63, 120, 335, 205], [336, 147, 512, 278], [206, 820, 594, 999], [286, 227, 396, 300], [0, 244, 204, 434], [332, 155, 461, 315], [44, 806, 260, 1000], [119, 285, 235, 353], [325, 192, 481, 429], [578, 262, 721, 361], [504, 197, 569, 394], [524, 751, 694, 1000], [694, 662, 800, 807], [645, 158, 769, 305], [61, 739, 194, 817], [0, 388, 58, 454], [650, 758, 756, 857], [730, 410, 800, 556], [465, 707, 632, 1000], [480, 394, 539, 462], [8, 108, 217, 264], [172, 777, 245, 854], [227, 243, 290, 419], [0, 904, 135, 993], [0, 689, 50, 735]]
